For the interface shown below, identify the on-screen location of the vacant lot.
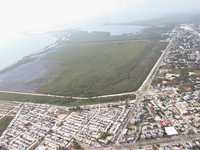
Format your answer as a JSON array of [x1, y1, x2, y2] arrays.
[[0, 116, 13, 135], [39, 40, 167, 96]]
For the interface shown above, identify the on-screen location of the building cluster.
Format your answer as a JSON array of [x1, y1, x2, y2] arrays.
[[0, 24, 200, 149], [117, 24, 200, 149], [134, 138, 200, 150], [0, 103, 130, 149], [154, 24, 200, 92], [166, 25, 200, 68], [138, 24, 200, 149]]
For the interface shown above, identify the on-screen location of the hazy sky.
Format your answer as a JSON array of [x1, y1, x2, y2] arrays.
[[0, 0, 199, 70], [0, 0, 200, 36]]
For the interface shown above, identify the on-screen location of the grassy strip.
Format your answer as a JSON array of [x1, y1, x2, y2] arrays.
[[0, 92, 135, 107]]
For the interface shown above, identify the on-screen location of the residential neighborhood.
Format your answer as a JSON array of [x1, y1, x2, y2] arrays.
[[0, 24, 200, 150]]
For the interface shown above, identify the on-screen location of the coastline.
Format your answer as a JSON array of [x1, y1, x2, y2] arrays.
[[0, 25, 145, 73], [0, 37, 58, 74], [0, 25, 167, 96], [0, 33, 57, 72]]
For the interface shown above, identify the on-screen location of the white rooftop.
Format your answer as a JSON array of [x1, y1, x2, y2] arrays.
[[165, 126, 178, 136]]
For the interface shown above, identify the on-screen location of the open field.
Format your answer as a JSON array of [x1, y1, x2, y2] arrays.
[[0, 26, 170, 97], [39, 40, 167, 96], [0, 116, 13, 135]]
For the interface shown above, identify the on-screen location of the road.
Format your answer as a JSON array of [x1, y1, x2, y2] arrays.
[[95, 132, 200, 150], [0, 35, 172, 100], [112, 134, 200, 149], [95, 26, 200, 149], [0, 32, 172, 100], [3, 27, 198, 149], [0, 90, 137, 102], [94, 28, 177, 149], [0, 90, 89, 100], [0, 107, 18, 120], [138, 38, 173, 92]]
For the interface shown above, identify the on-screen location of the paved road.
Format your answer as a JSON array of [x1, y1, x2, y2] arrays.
[[0, 35, 171, 100], [0, 107, 18, 120], [112, 134, 200, 149], [95, 26, 200, 149], [0, 90, 89, 100], [0, 90, 136, 100], [138, 38, 173, 92], [94, 133, 200, 149]]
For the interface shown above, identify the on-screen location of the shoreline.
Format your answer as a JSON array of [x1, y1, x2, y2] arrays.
[[0, 38, 59, 74], [0, 25, 169, 98], [0, 26, 145, 73], [0, 33, 57, 72]]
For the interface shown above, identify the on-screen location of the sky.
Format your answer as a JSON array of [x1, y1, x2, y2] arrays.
[[0, 0, 199, 70], [0, 0, 200, 36]]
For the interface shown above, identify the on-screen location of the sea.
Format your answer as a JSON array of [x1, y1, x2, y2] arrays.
[[0, 33, 56, 71], [0, 25, 145, 71]]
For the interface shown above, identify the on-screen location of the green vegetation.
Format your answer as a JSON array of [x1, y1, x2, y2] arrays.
[[127, 122, 136, 131], [0, 92, 135, 107], [0, 116, 13, 135], [71, 139, 84, 150], [39, 40, 166, 97], [127, 122, 137, 135], [98, 132, 112, 140], [0, 26, 169, 100]]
